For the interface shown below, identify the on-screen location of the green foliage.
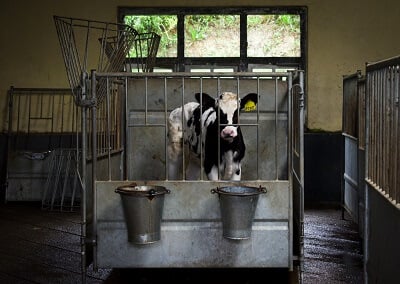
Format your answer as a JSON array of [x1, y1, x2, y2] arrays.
[[124, 15, 177, 57], [274, 15, 300, 33], [124, 14, 300, 58], [184, 15, 239, 43]]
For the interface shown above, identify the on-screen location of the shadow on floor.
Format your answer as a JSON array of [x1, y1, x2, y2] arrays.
[[0, 203, 362, 283]]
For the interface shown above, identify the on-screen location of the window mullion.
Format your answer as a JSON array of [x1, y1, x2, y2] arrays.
[[240, 14, 248, 72], [177, 14, 185, 72]]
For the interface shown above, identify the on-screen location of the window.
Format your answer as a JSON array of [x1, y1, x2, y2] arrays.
[[118, 7, 307, 72]]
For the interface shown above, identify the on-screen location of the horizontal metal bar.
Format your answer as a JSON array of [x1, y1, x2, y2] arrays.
[[9, 87, 71, 93], [94, 71, 293, 79], [342, 132, 358, 141], [127, 124, 165, 128], [344, 173, 358, 188], [365, 178, 400, 208], [366, 55, 400, 72]]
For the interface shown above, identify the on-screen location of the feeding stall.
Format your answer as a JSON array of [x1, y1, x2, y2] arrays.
[[52, 14, 304, 278], [82, 71, 305, 272]]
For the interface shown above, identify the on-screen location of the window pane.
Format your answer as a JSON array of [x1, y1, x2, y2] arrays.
[[184, 15, 240, 57], [247, 15, 300, 57], [124, 15, 178, 57]]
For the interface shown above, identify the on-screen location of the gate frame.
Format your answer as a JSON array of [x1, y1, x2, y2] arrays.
[[80, 70, 305, 276]]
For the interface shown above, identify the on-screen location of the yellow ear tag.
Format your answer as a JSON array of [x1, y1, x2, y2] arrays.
[[244, 100, 256, 112]]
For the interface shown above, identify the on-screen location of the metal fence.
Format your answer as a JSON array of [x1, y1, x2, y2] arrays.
[[83, 71, 305, 272], [8, 87, 79, 150], [366, 56, 400, 206], [6, 87, 80, 203]]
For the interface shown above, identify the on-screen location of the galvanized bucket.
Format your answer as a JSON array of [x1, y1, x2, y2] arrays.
[[115, 184, 170, 244], [211, 186, 267, 240]]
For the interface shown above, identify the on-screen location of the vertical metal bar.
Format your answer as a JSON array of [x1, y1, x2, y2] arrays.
[[80, 89, 88, 284], [364, 69, 371, 284], [180, 77, 185, 180], [60, 150, 72, 210], [275, 77, 279, 180], [287, 72, 293, 270], [90, 70, 98, 270], [256, 77, 260, 180], [200, 77, 204, 180], [395, 66, 399, 203], [107, 78, 112, 180], [27, 93, 32, 149], [164, 76, 168, 180], [124, 76, 129, 180], [217, 77, 221, 180], [299, 70, 305, 273], [60, 92, 65, 147], [145, 77, 149, 125]]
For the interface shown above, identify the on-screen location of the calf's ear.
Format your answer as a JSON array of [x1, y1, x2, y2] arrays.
[[195, 92, 216, 108], [240, 93, 258, 111]]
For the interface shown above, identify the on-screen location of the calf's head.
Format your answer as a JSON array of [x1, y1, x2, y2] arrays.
[[195, 92, 258, 143]]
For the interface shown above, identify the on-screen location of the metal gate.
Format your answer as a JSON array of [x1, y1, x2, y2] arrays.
[[342, 71, 366, 235], [365, 57, 400, 206], [82, 71, 304, 271], [6, 87, 80, 202]]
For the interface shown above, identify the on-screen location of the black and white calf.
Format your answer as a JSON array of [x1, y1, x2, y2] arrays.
[[168, 91, 258, 180]]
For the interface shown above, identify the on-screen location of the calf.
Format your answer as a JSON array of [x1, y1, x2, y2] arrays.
[[168, 91, 258, 180]]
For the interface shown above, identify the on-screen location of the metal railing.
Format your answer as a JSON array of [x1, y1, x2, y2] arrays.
[[366, 56, 400, 206]]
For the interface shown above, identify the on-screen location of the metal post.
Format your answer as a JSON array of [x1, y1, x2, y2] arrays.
[[90, 70, 98, 270]]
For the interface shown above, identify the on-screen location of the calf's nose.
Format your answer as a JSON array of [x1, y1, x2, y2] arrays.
[[221, 127, 237, 139]]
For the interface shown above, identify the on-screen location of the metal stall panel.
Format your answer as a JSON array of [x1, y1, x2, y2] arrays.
[[89, 72, 303, 270], [365, 56, 400, 284], [366, 57, 400, 205], [291, 72, 305, 264], [342, 72, 361, 223], [6, 87, 79, 201], [96, 180, 290, 268], [125, 75, 289, 181]]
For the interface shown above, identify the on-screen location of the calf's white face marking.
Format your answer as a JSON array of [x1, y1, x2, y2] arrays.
[[218, 92, 240, 142]]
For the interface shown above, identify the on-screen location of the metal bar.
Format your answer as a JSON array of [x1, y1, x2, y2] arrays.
[[164, 77, 168, 180], [256, 77, 260, 180], [50, 151, 64, 210], [107, 78, 112, 180], [124, 77, 129, 179], [287, 71, 293, 270], [200, 77, 204, 180], [90, 70, 98, 270], [95, 72, 292, 79], [60, 150, 72, 210], [180, 77, 185, 180], [366, 55, 400, 72], [275, 77, 278, 180], [80, 97, 88, 283]]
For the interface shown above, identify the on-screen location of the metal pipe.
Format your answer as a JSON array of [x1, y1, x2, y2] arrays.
[[256, 77, 260, 180], [80, 96, 88, 283], [90, 70, 98, 270], [164, 77, 168, 180], [275, 77, 278, 180], [106, 78, 111, 180]]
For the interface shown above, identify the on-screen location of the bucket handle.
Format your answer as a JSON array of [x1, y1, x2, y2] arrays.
[[211, 186, 267, 195]]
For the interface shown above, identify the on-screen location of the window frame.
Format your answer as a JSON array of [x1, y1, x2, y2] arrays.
[[118, 6, 307, 72]]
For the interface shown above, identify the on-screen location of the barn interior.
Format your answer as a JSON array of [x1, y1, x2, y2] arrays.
[[0, 1, 399, 283]]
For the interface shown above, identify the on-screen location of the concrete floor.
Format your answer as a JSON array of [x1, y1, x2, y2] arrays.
[[0, 203, 363, 283]]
